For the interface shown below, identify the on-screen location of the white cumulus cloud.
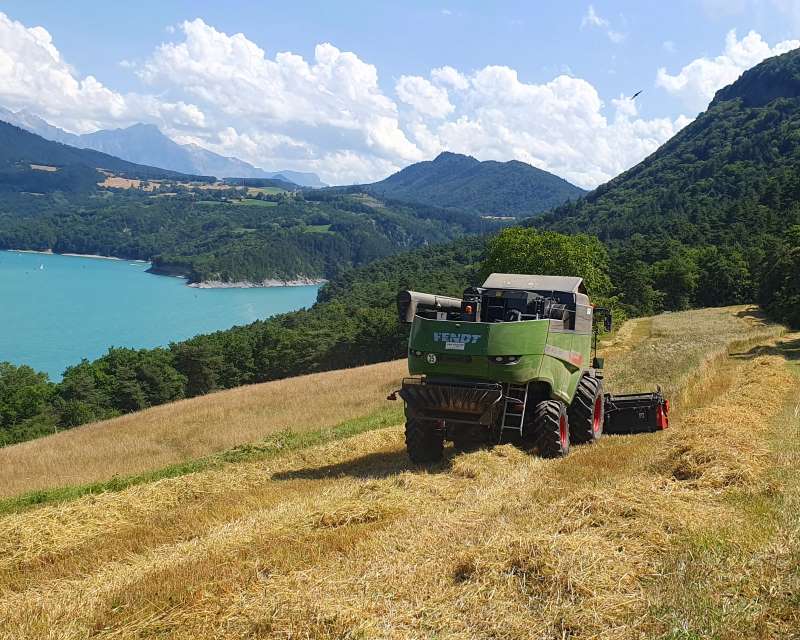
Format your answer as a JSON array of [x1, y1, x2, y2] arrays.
[[431, 65, 470, 90], [656, 29, 800, 112], [413, 69, 687, 189], [396, 75, 454, 118], [0, 12, 204, 134], [138, 18, 422, 182]]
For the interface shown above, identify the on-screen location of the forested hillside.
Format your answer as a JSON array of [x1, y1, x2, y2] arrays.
[[0, 189, 494, 283], [0, 123, 502, 283], [361, 151, 584, 216], [534, 48, 800, 326]]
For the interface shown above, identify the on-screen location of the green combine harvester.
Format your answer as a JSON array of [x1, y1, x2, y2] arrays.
[[389, 273, 669, 463]]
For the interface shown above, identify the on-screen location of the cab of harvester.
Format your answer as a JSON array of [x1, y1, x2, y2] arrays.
[[390, 273, 668, 464]]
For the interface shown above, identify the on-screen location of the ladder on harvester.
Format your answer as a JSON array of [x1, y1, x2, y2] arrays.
[[501, 383, 529, 436]]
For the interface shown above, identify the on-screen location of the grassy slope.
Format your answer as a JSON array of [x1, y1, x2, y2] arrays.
[[0, 359, 407, 498], [0, 307, 798, 639]]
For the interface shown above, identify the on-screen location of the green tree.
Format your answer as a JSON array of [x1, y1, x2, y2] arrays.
[[172, 343, 222, 397], [135, 350, 186, 405], [694, 246, 751, 307], [611, 256, 662, 316], [653, 253, 699, 311], [0, 362, 54, 438], [57, 360, 116, 426], [764, 225, 800, 327], [481, 227, 613, 296]]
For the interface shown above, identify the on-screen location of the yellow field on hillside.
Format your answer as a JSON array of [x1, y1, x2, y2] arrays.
[[0, 359, 406, 497], [1, 306, 798, 639], [97, 176, 159, 191]]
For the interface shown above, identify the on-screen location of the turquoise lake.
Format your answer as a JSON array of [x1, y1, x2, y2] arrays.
[[0, 251, 320, 380]]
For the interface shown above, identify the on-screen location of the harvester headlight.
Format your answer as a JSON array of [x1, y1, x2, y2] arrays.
[[426, 353, 438, 365], [414, 350, 423, 357], [491, 355, 521, 364]]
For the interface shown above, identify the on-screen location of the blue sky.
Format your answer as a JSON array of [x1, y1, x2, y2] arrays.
[[1, 1, 799, 185]]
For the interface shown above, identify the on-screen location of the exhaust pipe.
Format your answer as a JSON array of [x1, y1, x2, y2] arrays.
[[397, 290, 462, 323]]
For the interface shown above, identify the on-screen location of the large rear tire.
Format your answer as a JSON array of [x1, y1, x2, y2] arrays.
[[524, 400, 570, 458], [405, 418, 444, 464], [569, 375, 604, 445]]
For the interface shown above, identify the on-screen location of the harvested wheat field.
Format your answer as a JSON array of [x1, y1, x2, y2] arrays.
[[1, 306, 799, 639]]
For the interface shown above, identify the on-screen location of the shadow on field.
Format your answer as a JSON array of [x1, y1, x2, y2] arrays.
[[731, 336, 800, 361], [735, 307, 771, 324], [270, 447, 457, 481]]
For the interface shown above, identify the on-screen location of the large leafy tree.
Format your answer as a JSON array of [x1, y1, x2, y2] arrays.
[[481, 227, 613, 297], [0, 363, 53, 428], [652, 253, 699, 311]]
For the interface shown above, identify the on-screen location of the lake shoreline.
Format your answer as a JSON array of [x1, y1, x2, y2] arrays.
[[189, 277, 327, 289], [7, 248, 54, 255], [7, 248, 146, 263], [5, 249, 324, 289]]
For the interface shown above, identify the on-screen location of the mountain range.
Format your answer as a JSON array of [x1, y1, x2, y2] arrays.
[[362, 151, 585, 216], [0, 121, 210, 193], [0, 108, 325, 187]]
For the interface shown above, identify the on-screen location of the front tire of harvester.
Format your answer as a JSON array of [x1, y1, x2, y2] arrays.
[[525, 400, 570, 458], [405, 418, 444, 464], [569, 375, 604, 445]]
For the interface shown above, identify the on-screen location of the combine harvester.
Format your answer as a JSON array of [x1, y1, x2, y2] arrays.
[[389, 273, 669, 462]]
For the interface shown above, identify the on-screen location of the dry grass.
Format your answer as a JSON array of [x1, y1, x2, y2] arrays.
[[97, 176, 158, 191], [0, 307, 797, 639], [644, 351, 800, 638], [96, 175, 250, 192], [0, 359, 406, 497], [602, 305, 782, 410]]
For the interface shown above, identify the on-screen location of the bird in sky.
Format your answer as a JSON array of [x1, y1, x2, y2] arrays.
[[630, 89, 643, 100]]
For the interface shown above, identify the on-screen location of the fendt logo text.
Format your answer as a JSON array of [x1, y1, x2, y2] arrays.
[[433, 332, 481, 351]]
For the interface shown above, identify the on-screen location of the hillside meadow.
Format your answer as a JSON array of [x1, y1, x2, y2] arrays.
[[1, 306, 799, 639], [0, 359, 406, 498]]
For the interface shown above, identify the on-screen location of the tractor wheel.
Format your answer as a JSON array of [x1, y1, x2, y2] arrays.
[[524, 400, 570, 458], [405, 418, 444, 464], [452, 425, 486, 453], [568, 375, 604, 445]]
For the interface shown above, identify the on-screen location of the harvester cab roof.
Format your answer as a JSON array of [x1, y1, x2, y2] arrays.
[[481, 273, 586, 293]]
